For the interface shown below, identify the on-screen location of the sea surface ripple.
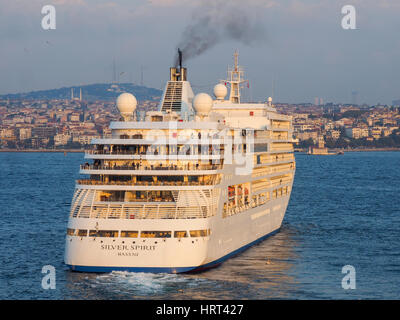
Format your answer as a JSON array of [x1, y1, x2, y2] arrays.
[[0, 151, 399, 299]]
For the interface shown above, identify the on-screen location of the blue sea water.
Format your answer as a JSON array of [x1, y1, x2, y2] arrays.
[[0, 151, 399, 299]]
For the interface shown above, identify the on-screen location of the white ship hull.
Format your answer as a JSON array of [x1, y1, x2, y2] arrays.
[[65, 190, 291, 273]]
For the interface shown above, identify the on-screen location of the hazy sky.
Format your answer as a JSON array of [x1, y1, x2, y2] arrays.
[[0, 0, 399, 105]]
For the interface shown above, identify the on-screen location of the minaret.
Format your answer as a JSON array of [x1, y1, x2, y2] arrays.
[[80, 88, 82, 101], [113, 58, 117, 83], [71, 88, 74, 100]]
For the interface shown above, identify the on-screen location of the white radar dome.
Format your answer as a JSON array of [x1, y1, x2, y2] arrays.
[[193, 93, 213, 116], [117, 93, 137, 115], [213, 83, 227, 100]]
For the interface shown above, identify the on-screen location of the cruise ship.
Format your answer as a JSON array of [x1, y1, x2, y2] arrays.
[[64, 52, 296, 273]]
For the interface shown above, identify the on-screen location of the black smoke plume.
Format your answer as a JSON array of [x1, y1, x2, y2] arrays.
[[174, 0, 266, 66]]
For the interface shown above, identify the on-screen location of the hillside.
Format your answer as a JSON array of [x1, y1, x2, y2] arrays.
[[0, 83, 163, 102]]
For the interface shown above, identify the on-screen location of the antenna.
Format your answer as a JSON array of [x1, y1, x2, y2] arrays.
[[113, 58, 117, 83], [225, 50, 246, 103], [272, 73, 275, 102], [234, 51, 238, 71]]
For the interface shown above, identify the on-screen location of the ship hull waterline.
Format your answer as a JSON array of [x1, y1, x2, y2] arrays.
[[66, 228, 280, 274]]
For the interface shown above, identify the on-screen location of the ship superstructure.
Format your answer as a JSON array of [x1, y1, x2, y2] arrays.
[[64, 52, 296, 273]]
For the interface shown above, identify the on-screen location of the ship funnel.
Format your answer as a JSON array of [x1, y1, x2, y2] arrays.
[[159, 49, 194, 114], [170, 48, 187, 81], [169, 67, 187, 81]]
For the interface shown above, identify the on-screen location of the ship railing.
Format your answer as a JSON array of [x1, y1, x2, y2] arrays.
[[269, 148, 294, 153], [253, 163, 294, 172], [258, 158, 294, 164], [223, 199, 262, 217], [269, 145, 294, 152], [270, 120, 291, 129], [76, 179, 217, 186], [254, 132, 290, 141], [74, 203, 212, 219], [252, 166, 294, 178], [80, 164, 221, 171], [85, 150, 223, 157], [251, 175, 292, 192], [100, 198, 175, 203], [86, 150, 147, 155], [272, 134, 289, 140], [255, 155, 295, 166], [223, 185, 291, 218], [270, 126, 291, 132], [270, 176, 292, 187]]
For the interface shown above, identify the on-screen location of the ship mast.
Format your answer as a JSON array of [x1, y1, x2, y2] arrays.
[[226, 51, 247, 103]]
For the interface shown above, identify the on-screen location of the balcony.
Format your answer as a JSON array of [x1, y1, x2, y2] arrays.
[[80, 163, 221, 171], [85, 149, 223, 161], [71, 203, 212, 219], [270, 121, 291, 131], [76, 179, 218, 187]]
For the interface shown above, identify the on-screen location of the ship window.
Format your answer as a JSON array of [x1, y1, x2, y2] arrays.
[[120, 231, 138, 238], [174, 231, 188, 238], [254, 144, 268, 152], [76, 229, 88, 237], [99, 191, 125, 202], [151, 115, 163, 122], [189, 229, 209, 237], [67, 228, 74, 236], [89, 230, 118, 237], [141, 231, 171, 238]]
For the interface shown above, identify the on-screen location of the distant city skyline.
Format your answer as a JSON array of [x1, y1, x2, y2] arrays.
[[1, 0, 399, 105]]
